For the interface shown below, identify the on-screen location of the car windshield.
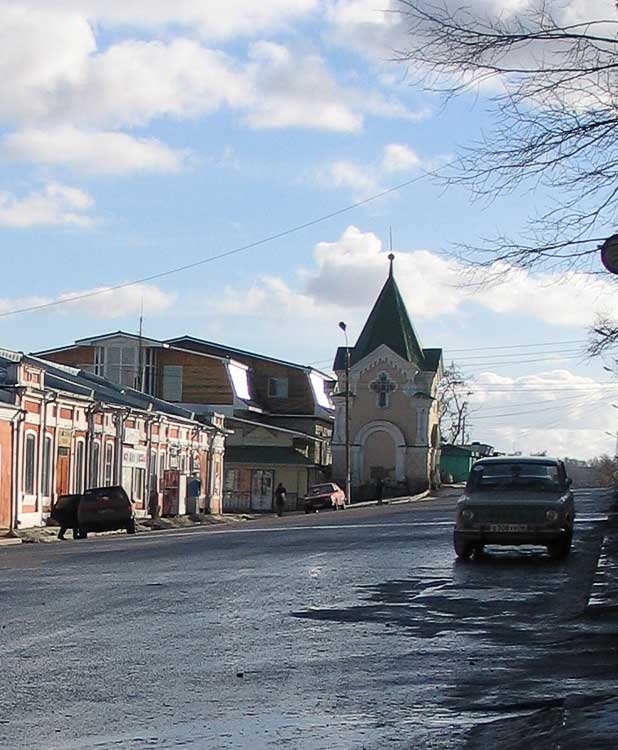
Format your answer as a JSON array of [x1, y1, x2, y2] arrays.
[[309, 484, 333, 495], [468, 462, 564, 492]]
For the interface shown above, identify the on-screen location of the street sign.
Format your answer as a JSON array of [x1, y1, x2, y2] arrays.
[[601, 234, 618, 274]]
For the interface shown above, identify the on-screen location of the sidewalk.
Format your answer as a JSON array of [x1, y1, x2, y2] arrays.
[[9, 486, 452, 545], [586, 494, 618, 617]]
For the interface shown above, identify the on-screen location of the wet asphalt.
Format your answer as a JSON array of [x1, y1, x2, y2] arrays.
[[0, 488, 616, 749]]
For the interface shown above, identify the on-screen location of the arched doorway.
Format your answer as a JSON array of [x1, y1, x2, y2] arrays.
[[354, 420, 406, 485], [363, 429, 396, 483]]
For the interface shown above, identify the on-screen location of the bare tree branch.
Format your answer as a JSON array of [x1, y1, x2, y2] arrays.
[[394, 1, 618, 272]]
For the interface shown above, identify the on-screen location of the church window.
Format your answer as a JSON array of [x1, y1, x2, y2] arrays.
[[370, 372, 397, 408]]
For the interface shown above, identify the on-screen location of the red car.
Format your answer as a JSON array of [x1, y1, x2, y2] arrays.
[[304, 483, 347, 513]]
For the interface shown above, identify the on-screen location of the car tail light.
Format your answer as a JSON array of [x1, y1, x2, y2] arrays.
[[545, 509, 559, 522], [461, 509, 474, 522]]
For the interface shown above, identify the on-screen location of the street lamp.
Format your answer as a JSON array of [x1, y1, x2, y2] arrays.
[[338, 321, 351, 505], [605, 430, 618, 457]]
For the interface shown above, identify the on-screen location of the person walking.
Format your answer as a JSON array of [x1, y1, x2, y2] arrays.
[[375, 476, 384, 505], [275, 482, 287, 517]]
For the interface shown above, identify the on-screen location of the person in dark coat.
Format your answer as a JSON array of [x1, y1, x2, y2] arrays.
[[51, 494, 81, 540], [375, 477, 384, 505], [275, 483, 287, 517]]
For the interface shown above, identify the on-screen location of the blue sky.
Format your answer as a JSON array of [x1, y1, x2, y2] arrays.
[[1, 0, 617, 459]]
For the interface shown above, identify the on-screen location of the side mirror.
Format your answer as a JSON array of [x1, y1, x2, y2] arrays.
[[566, 477, 573, 487]]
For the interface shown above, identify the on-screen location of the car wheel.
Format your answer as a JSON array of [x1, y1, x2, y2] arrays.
[[454, 538, 473, 561], [127, 519, 136, 535], [304, 508, 311, 514], [78, 528, 88, 540]]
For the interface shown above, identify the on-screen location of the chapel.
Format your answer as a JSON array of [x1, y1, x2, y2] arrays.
[[332, 254, 443, 498]]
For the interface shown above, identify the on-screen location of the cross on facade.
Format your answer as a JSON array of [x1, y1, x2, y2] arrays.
[[370, 372, 397, 408]]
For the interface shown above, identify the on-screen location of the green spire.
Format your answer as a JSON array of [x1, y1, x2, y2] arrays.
[[351, 254, 425, 367]]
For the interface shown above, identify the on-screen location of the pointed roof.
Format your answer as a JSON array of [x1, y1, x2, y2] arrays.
[[350, 254, 426, 368]]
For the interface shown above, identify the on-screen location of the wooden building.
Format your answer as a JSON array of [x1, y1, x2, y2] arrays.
[[38, 332, 335, 513]]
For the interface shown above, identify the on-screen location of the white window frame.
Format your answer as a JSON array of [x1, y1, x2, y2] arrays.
[[91, 440, 101, 488]]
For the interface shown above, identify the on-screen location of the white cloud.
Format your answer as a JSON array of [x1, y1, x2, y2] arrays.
[[2, 128, 188, 175], [0, 14, 413, 135], [382, 143, 421, 172], [316, 143, 426, 197], [0, 283, 174, 319], [316, 160, 381, 194], [0, 183, 94, 228], [243, 42, 364, 132], [465, 369, 618, 459], [210, 225, 618, 329], [325, 0, 406, 61], [15, 0, 320, 41]]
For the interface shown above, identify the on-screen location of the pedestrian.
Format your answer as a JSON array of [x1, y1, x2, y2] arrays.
[[52, 494, 81, 540], [375, 476, 384, 505], [58, 522, 79, 540], [275, 482, 287, 517]]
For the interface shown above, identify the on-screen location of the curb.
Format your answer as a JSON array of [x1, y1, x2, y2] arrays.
[[0, 537, 23, 547], [587, 534, 618, 616]]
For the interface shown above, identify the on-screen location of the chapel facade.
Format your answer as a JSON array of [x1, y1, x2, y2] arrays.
[[332, 255, 443, 498]]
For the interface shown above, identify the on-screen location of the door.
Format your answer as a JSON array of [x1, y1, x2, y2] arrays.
[[56, 448, 70, 496], [251, 470, 274, 511]]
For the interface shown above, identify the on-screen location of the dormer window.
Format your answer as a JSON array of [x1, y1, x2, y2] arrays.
[[268, 377, 288, 399]]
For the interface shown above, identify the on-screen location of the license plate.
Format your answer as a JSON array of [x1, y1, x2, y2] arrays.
[[488, 523, 529, 532]]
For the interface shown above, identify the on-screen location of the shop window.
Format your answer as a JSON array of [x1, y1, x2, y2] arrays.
[[74, 441, 85, 492], [159, 453, 166, 492], [133, 468, 145, 502], [42, 435, 52, 496], [24, 433, 36, 495], [91, 442, 100, 488]]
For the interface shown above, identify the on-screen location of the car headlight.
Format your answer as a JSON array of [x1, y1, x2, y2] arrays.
[[461, 509, 474, 521], [545, 509, 559, 522]]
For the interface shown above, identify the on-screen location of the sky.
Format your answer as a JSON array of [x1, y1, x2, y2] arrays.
[[1, 0, 618, 460]]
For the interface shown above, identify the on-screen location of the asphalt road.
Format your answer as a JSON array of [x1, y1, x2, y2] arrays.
[[0, 488, 616, 749]]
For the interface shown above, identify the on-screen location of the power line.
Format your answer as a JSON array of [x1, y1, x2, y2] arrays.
[[444, 338, 588, 353], [0, 172, 430, 320]]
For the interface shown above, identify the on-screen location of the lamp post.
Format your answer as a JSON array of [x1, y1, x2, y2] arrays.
[[605, 430, 618, 458], [339, 321, 351, 505]]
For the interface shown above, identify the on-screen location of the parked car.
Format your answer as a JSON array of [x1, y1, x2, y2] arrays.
[[53, 486, 136, 539], [304, 483, 347, 513], [454, 457, 574, 561]]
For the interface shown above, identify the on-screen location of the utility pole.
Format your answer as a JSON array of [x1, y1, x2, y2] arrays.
[[137, 297, 144, 392], [339, 321, 351, 504]]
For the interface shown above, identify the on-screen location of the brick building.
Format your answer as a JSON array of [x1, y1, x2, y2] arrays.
[[0, 347, 225, 529]]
